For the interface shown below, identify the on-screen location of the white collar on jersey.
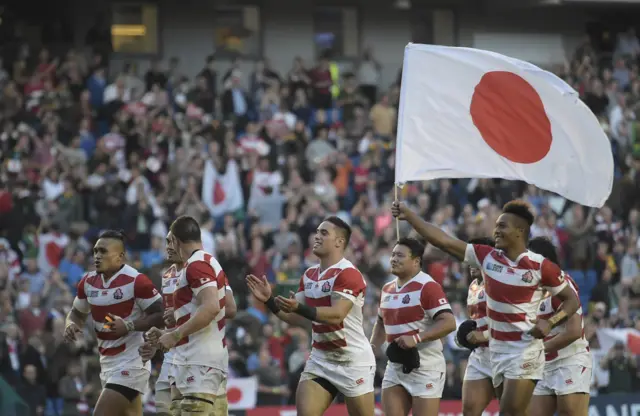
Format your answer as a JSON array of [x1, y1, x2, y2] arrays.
[[100, 264, 132, 288], [394, 270, 424, 291]]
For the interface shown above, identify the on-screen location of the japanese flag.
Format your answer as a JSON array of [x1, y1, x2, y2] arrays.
[[395, 43, 613, 208]]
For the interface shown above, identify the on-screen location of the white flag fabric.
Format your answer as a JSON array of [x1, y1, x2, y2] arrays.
[[395, 43, 614, 208], [201, 158, 244, 217], [596, 328, 640, 355], [226, 376, 258, 410]]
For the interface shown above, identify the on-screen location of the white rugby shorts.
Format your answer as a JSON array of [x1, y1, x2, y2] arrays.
[[490, 349, 545, 388], [382, 362, 445, 399], [299, 356, 375, 398], [464, 347, 492, 381], [156, 361, 176, 392], [100, 367, 150, 394], [173, 364, 227, 395], [534, 364, 592, 396]]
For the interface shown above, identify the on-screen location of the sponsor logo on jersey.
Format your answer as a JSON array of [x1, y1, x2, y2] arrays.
[[121, 371, 130, 376], [565, 379, 573, 385], [426, 383, 433, 389], [356, 378, 364, 385], [187, 376, 195, 384]]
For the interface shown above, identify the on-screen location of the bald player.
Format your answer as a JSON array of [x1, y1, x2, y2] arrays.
[[64, 230, 164, 416]]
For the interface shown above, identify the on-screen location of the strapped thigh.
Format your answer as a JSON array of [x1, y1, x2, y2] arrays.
[[170, 397, 182, 416], [213, 395, 228, 416], [180, 393, 216, 415]]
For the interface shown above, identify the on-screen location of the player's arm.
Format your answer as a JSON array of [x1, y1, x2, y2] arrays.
[[225, 286, 237, 319], [540, 261, 579, 328], [312, 296, 354, 325], [133, 274, 165, 331], [273, 293, 312, 328], [290, 268, 364, 325], [369, 312, 386, 350], [174, 262, 221, 340], [64, 279, 91, 341], [393, 201, 467, 261], [543, 312, 582, 353], [66, 305, 89, 328], [418, 282, 456, 343]]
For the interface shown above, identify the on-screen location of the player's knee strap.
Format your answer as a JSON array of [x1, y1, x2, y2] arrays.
[[156, 389, 172, 415], [170, 398, 182, 416], [180, 393, 215, 413], [213, 395, 228, 416]]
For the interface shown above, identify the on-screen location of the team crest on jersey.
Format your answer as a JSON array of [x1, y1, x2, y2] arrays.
[[401, 294, 411, 304], [521, 271, 533, 283], [540, 302, 546, 312], [321, 281, 331, 293], [478, 290, 484, 299], [114, 288, 124, 300]]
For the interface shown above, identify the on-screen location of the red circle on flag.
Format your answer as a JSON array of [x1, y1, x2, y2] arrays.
[[470, 71, 552, 164], [227, 386, 243, 404]]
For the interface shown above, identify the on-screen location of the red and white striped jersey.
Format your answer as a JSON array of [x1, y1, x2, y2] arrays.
[[537, 276, 590, 368], [464, 244, 568, 353], [73, 264, 161, 372], [161, 264, 180, 364], [172, 250, 228, 371], [466, 278, 489, 350], [379, 271, 451, 371], [296, 258, 375, 365]]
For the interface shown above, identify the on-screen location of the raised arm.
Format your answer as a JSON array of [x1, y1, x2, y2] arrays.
[[392, 201, 467, 261]]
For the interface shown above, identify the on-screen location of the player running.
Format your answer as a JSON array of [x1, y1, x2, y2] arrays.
[[64, 230, 164, 416], [141, 231, 237, 416], [391, 200, 580, 416], [527, 237, 591, 416], [146, 216, 229, 416], [246, 216, 376, 416], [455, 237, 496, 416], [370, 237, 456, 416]]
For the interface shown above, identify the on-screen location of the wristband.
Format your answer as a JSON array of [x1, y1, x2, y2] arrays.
[[294, 303, 318, 321], [125, 321, 135, 333], [413, 334, 421, 344], [265, 297, 281, 314]]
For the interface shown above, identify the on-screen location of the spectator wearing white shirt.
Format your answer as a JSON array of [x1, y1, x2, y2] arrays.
[[103, 76, 132, 104]]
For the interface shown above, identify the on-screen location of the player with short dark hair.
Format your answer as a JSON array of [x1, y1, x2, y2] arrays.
[[527, 237, 591, 416], [370, 237, 456, 416], [145, 216, 229, 416], [392, 200, 580, 416], [64, 230, 163, 416], [246, 216, 376, 416], [458, 237, 496, 416], [140, 228, 237, 416]]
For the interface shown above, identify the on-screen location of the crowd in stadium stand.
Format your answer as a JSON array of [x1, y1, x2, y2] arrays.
[[0, 24, 640, 416]]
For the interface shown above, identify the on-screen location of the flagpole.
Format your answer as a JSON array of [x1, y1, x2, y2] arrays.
[[394, 184, 400, 241]]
